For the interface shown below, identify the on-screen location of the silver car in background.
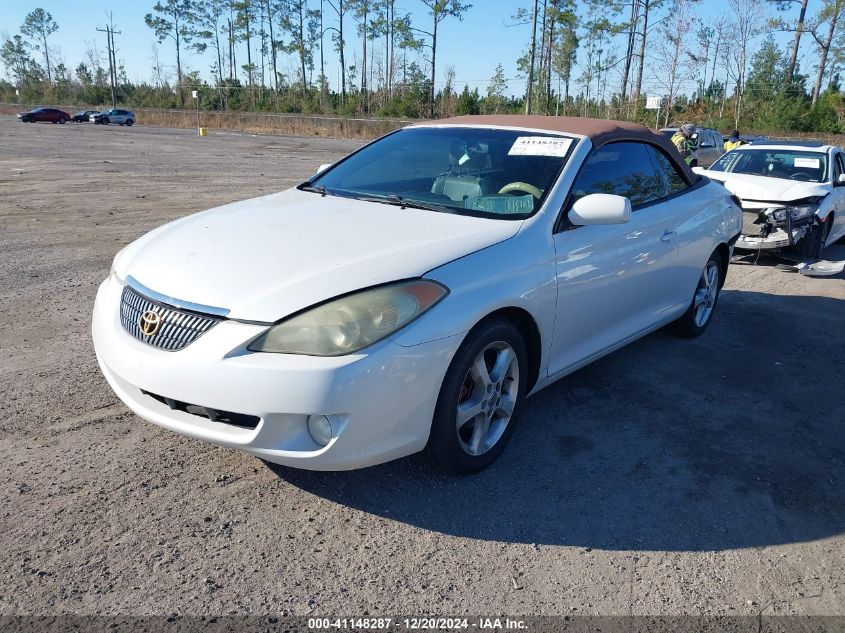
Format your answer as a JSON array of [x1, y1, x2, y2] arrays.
[[91, 109, 135, 126], [660, 127, 723, 168]]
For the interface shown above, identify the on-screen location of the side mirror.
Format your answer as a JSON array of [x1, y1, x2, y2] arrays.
[[316, 163, 332, 174], [568, 193, 632, 226], [836, 173, 845, 185]]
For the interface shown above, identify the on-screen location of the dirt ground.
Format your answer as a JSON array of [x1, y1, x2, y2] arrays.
[[1, 116, 844, 619]]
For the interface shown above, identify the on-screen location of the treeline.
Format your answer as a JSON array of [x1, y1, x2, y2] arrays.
[[2, 0, 845, 134]]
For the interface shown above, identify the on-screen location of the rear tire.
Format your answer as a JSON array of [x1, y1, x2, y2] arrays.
[[674, 251, 723, 338], [427, 318, 528, 475]]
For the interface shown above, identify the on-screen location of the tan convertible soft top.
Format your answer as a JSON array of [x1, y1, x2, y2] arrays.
[[420, 115, 696, 183]]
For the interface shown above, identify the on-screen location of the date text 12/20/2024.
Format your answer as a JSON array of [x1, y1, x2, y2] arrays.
[[307, 618, 527, 630]]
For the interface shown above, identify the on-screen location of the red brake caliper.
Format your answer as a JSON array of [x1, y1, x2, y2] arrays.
[[458, 375, 474, 403]]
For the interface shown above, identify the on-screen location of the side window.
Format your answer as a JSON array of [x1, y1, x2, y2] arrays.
[[646, 145, 689, 197], [570, 142, 664, 208], [835, 153, 845, 182]]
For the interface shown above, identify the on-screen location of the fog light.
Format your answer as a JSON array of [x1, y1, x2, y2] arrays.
[[307, 415, 333, 447]]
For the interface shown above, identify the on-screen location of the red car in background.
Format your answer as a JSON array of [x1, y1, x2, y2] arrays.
[[17, 107, 71, 124]]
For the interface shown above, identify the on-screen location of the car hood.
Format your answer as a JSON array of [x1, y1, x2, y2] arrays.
[[115, 188, 522, 322], [698, 170, 829, 203]]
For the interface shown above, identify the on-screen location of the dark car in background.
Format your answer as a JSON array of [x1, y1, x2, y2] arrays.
[[90, 109, 135, 126], [17, 107, 71, 124], [72, 109, 100, 123]]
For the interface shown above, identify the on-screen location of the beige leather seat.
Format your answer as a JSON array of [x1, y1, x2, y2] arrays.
[[431, 148, 491, 202], [432, 174, 484, 202]]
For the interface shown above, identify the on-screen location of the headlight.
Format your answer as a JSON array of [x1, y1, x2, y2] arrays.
[[248, 280, 449, 356], [770, 205, 817, 222], [109, 245, 129, 282]]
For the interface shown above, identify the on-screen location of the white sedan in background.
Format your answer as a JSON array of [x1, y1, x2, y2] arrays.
[[92, 115, 741, 474], [695, 142, 845, 258]]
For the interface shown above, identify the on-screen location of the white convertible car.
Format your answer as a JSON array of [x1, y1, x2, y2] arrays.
[[695, 142, 845, 258], [92, 115, 741, 474]]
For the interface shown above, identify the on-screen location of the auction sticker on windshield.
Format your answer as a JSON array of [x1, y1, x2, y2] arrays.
[[508, 136, 573, 157], [794, 157, 821, 169]]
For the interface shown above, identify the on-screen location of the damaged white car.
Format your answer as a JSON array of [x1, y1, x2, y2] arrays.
[[696, 143, 845, 258]]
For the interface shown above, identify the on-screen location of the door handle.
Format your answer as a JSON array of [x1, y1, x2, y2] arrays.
[[660, 230, 677, 243]]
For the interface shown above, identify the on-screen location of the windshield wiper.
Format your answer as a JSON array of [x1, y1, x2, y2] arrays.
[[353, 193, 456, 214], [300, 183, 329, 196]]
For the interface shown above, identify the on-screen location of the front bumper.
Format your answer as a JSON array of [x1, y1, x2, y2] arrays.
[[735, 225, 808, 251], [92, 276, 461, 470]]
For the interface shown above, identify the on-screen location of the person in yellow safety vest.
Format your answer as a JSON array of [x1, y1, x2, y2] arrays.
[[724, 129, 742, 152], [671, 124, 696, 164]]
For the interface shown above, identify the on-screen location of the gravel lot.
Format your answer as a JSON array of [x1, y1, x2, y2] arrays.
[[1, 116, 844, 618]]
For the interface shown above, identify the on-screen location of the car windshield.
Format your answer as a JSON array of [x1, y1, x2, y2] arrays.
[[305, 127, 575, 218], [709, 149, 828, 182]]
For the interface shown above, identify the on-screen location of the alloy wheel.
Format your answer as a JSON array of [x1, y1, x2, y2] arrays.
[[455, 341, 519, 456], [693, 260, 719, 327]]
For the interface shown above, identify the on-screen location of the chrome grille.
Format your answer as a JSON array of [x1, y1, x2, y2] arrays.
[[120, 286, 222, 351]]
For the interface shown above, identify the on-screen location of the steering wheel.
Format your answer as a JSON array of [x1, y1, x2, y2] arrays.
[[498, 182, 543, 199], [790, 172, 812, 181]]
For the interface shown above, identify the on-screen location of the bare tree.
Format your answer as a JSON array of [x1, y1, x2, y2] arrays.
[[151, 43, 168, 88], [653, 0, 697, 126], [726, 0, 764, 126], [690, 20, 715, 96]]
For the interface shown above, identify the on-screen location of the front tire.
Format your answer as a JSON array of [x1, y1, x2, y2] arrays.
[[102, 117, 109, 125], [798, 216, 831, 259], [427, 318, 528, 475], [674, 251, 723, 338], [58, 117, 66, 124], [126, 119, 134, 127]]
